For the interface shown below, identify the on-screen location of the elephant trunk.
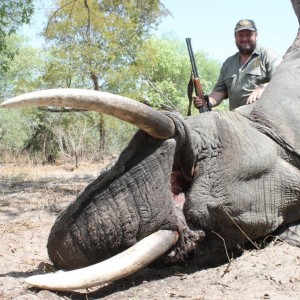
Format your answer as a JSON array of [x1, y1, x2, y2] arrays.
[[47, 132, 180, 269]]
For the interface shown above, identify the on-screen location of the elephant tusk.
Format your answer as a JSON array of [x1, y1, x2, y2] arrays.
[[1, 88, 176, 140], [25, 230, 179, 291]]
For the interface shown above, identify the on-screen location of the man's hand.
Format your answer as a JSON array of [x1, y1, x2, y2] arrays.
[[193, 92, 224, 110], [246, 85, 266, 104], [193, 96, 206, 109]]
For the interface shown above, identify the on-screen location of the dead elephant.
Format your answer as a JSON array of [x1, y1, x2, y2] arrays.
[[2, 0, 300, 292]]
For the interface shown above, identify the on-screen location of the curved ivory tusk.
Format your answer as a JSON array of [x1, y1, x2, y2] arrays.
[[1, 88, 176, 140], [25, 230, 178, 291]]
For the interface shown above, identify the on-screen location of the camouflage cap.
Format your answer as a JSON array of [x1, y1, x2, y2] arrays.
[[234, 19, 257, 32]]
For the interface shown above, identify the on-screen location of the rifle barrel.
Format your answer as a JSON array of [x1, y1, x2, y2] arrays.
[[186, 38, 210, 113], [186, 38, 199, 78]]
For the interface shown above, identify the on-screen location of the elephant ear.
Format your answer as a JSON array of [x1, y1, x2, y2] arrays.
[[238, 9, 300, 156]]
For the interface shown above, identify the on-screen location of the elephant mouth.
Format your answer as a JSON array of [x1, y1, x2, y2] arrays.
[[170, 169, 205, 262], [1, 88, 202, 291]]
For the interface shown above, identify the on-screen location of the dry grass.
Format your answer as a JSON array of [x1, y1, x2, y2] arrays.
[[0, 160, 108, 182], [0, 160, 110, 214]]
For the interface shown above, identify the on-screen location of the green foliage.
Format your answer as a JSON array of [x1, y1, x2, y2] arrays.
[[0, 35, 46, 100], [0, 109, 30, 153], [216, 99, 229, 111], [0, 36, 48, 159], [0, 34, 221, 161], [42, 0, 168, 90], [21, 109, 59, 159], [104, 115, 137, 154], [0, 2, 222, 164], [129, 36, 221, 115], [36, 0, 169, 162], [0, 0, 34, 75]]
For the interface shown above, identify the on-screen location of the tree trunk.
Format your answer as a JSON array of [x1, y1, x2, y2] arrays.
[[98, 113, 106, 159], [91, 71, 106, 159]]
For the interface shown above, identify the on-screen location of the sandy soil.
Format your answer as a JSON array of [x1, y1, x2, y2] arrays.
[[1, 164, 300, 300]]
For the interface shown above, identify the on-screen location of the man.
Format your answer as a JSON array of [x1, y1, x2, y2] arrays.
[[194, 19, 282, 111]]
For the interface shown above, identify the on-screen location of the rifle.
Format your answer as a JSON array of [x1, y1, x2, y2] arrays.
[[186, 38, 211, 114]]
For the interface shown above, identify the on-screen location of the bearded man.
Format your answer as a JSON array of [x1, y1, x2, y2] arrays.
[[194, 19, 282, 111]]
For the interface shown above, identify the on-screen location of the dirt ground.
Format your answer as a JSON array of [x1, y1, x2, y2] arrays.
[[1, 163, 300, 300]]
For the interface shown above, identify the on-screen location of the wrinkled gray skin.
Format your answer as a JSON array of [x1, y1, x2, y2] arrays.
[[48, 0, 300, 270]]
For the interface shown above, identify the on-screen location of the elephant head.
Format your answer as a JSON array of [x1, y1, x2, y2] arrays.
[[2, 0, 300, 292]]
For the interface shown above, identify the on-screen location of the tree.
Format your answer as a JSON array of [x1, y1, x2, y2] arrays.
[[0, 35, 46, 99], [0, 34, 137, 164], [42, 0, 169, 157], [0, 0, 34, 75], [0, 35, 49, 161]]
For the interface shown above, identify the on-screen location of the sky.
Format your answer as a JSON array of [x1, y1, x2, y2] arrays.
[[21, 0, 299, 63]]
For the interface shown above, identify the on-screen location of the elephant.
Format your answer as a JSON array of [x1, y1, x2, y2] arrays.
[[1, 0, 300, 292]]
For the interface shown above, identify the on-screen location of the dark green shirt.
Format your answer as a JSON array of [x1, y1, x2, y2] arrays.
[[213, 44, 282, 110]]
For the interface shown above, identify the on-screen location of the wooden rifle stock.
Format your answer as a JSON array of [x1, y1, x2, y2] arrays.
[[194, 78, 205, 100], [186, 38, 210, 113]]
